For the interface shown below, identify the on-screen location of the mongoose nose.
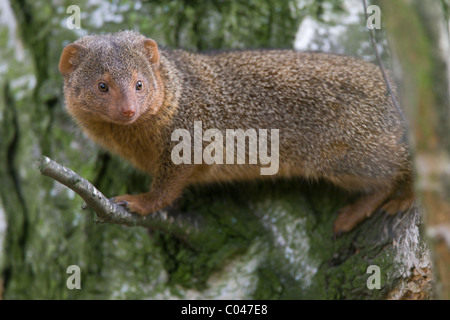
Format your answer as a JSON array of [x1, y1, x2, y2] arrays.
[[122, 107, 136, 118]]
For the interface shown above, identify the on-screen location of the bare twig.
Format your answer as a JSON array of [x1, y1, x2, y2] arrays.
[[35, 156, 203, 236]]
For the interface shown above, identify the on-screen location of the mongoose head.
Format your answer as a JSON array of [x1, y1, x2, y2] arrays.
[[59, 31, 164, 125]]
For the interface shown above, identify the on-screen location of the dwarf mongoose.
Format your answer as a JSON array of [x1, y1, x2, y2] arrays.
[[59, 31, 414, 233]]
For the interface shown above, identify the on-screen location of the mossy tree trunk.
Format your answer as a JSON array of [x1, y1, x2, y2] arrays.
[[0, 0, 434, 299]]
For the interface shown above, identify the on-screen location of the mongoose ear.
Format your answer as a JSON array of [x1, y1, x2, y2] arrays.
[[59, 43, 86, 76], [143, 39, 160, 69]]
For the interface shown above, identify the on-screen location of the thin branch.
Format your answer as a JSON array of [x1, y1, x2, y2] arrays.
[[35, 156, 203, 236], [362, 0, 406, 123]]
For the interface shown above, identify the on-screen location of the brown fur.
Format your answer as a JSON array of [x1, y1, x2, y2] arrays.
[[59, 31, 414, 233]]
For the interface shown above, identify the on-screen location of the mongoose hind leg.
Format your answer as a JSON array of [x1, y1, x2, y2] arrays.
[[379, 183, 415, 215], [332, 180, 414, 236]]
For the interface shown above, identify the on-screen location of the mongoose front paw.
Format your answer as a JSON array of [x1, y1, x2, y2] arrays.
[[111, 194, 153, 216]]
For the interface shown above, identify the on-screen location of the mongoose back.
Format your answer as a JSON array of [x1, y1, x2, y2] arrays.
[[59, 31, 414, 234]]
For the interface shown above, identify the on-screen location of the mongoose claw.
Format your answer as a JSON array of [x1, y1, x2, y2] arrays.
[[116, 200, 128, 207], [109, 197, 124, 206], [111, 194, 151, 216], [109, 197, 129, 209]]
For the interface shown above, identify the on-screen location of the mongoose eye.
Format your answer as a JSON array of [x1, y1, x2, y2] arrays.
[[135, 80, 143, 91], [98, 82, 109, 93]]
